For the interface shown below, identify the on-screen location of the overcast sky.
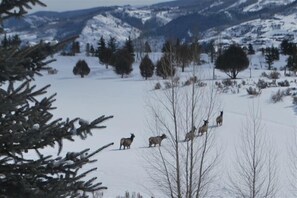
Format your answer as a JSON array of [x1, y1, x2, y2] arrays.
[[29, 0, 173, 13]]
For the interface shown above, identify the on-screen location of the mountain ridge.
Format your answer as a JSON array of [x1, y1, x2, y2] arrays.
[[3, 0, 297, 48]]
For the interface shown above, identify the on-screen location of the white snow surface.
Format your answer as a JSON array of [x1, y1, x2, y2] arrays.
[[243, 0, 295, 12], [33, 52, 297, 197], [79, 13, 141, 49]]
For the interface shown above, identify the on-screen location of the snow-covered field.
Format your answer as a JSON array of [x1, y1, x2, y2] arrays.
[[35, 52, 297, 197]]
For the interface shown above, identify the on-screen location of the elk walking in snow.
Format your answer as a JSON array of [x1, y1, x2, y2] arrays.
[[198, 120, 209, 136], [216, 111, 223, 126], [149, 134, 167, 147], [184, 126, 197, 142], [119, 133, 135, 150]]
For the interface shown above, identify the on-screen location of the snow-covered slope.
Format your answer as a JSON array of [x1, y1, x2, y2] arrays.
[[243, 0, 295, 12], [33, 51, 297, 197], [4, 0, 297, 49], [207, 13, 297, 49], [79, 13, 141, 48]]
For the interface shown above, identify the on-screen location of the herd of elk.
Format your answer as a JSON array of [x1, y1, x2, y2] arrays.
[[119, 111, 224, 149]]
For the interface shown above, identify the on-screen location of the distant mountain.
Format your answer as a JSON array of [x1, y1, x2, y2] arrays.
[[3, 0, 297, 49]]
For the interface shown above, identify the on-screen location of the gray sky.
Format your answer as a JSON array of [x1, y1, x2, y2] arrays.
[[30, 0, 173, 12]]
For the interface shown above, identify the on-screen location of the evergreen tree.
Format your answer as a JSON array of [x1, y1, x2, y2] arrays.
[[215, 44, 249, 79], [280, 39, 296, 55], [0, 1, 113, 197], [85, 43, 90, 56], [287, 53, 297, 73], [162, 40, 174, 54], [139, 54, 154, 80], [247, 43, 255, 55], [190, 38, 200, 65], [144, 41, 152, 54], [124, 36, 135, 63], [11, 34, 21, 46], [73, 59, 91, 78], [280, 39, 290, 55], [156, 55, 176, 79], [107, 36, 117, 54], [107, 37, 117, 66], [98, 36, 106, 62], [90, 44, 95, 56], [71, 41, 80, 55], [209, 41, 216, 63], [124, 36, 134, 55], [113, 48, 133, 78], [1, 34, 8, 48]]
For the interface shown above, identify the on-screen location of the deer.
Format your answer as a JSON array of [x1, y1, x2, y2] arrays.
[[216, 111, 223, 126], [184, 126, 197, 142], [198, 120, 208, 136], [119, 133, 135, 150], [149, 134, 167, 147]]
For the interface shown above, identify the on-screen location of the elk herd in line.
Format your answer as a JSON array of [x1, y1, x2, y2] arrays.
[[119, 111, 224, 150]]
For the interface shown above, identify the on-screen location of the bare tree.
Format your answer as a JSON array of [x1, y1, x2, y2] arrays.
[[144, 62, 221, 198], [227, 103, 278, 198]]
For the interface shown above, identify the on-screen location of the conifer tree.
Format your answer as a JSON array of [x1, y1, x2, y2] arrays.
[[287, 53, 297, 73], [73, 59, 91, 78], [0, 1, 113, 197], [107, 36, 117, 66], [247, 43, 255, 55], [139, 54, 154, 80], [144, 41, 152, 54], [98, 36, 108, 67], [190, 38, 200, 65], [156, 55, 176, 79], [215, 44, 249, 79], [85, 43, 90, 56], [113, 48, 133, 78], [124, 36, 135, 63]]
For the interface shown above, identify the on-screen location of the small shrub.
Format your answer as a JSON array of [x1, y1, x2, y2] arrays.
[[261, 72, 268, 78], [241, 80, 246, 86], [164, 81, 172, 89], [215, 81, 223, 89], [271, 89, 284, 103], [277, 80, 290, 87], [284, 88, 292, 96], [222, 79, 233, 87], [154, 82, 161, 90], [256, 79, 268, 89], [269, 71, 280, 79], [197, 81, 207, 87], [246, 87, 261, 96], [293, 96, 297, 105], [184, 76, 197, 86], [47, 68, 58, 75]]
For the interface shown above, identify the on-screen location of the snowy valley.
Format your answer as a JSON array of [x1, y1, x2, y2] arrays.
[[34, 50, 297, 197]]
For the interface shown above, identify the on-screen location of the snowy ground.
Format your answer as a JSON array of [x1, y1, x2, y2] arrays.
[[34, 52, 297, 197]]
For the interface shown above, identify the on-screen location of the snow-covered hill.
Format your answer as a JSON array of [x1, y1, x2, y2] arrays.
[[3, 0, 297, 49], [34, 51, 297, 197]]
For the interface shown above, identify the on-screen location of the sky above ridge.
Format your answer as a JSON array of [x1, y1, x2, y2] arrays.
[[29, 0, 174, 12]]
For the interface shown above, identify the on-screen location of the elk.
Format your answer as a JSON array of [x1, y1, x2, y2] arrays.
[[216, 111, 223, 126], [119, 133, 135, 150], [198, 120, 208, 136], [184, 126, 197, 142], [149, 134, 167, 147]]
